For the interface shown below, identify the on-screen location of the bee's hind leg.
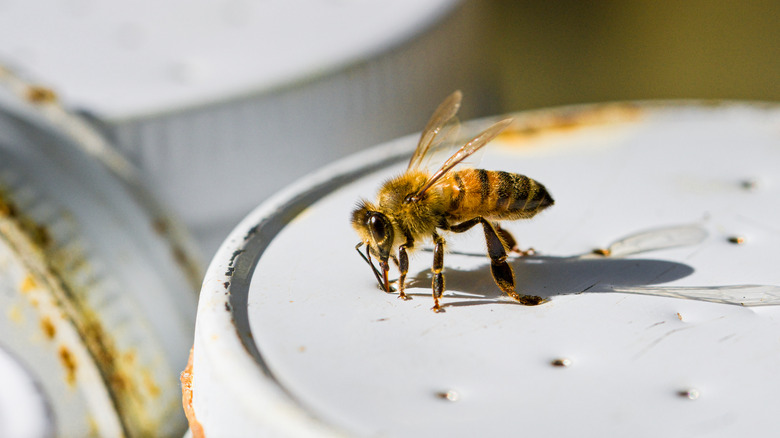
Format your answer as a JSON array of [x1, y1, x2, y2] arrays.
[[480, 220, 546, 305], [447, 218, 545, 306], [494, 223, 535, 256]]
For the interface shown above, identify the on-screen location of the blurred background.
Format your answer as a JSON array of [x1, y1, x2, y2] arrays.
[[2, 0, 778, 255], [490, 0, 780, 111], [2, 0, 778, 256]]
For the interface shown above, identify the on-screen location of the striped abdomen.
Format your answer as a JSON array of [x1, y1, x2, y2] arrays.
[[444, 169, 554, 221]]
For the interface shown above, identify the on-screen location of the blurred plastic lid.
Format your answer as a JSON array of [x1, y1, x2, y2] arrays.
[[0, 0, 459, 118], [190, 101, 780, 436], [0, 66, 201, 436]]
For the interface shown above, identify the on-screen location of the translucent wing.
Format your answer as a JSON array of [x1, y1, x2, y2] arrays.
[[610, 284, 780, 306], [408, 91, 462, 170], [587, 224, 708, 258], [412, 118, 513, 199]]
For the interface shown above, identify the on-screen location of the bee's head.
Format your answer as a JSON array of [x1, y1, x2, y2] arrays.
[[351, 200, 394, 262]]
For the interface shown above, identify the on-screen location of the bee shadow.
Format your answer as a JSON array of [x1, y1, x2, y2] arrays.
[[404, 253, 694, 309]]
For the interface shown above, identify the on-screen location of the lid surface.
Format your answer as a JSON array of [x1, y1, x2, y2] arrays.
[[195, 101, 780, 437]]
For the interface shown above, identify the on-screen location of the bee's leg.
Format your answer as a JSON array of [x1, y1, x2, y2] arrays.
[[396, 244, 412, 301], [494, 223, 535, 256], [494, 222, 517, 251], [479, 219, 545, 306], [431, 232, 446, 313], [446, 218, 545, 306]]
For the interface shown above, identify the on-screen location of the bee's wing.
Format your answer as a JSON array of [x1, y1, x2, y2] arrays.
[[413, 118, 513, 198], [408, 90, 463, 170]]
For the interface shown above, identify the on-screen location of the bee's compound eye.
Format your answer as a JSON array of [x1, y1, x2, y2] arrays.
[[366, 212, 393, 258], [367, 214, 386, 241]]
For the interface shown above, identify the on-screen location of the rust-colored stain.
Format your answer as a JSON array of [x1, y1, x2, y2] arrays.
[[497, 103, 644, 145], [181, 348, 205, 438], [25, 85, 58, 104], [40, 317, 56, 339], [58, 345, 78, 386]]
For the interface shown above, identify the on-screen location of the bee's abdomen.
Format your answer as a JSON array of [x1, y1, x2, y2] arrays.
[[447, 169, 553, 220]]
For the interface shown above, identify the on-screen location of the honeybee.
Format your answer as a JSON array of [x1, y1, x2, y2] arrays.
[[352, 91, 554, 312]]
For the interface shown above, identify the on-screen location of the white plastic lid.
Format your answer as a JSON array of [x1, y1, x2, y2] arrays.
[[0, 346, 53, 438], [193, 101, 780, 436]]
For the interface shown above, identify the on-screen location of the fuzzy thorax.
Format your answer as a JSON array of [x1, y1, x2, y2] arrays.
[[352, 171, 446, 256]]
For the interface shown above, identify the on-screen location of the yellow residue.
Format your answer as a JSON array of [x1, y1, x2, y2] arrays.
[[58, 345, 78, 386], [25, 85, 58, 104], [143, 370, 162, 398], [496, 103, 644, 150], [122, 350, 137, 366], [40, 317, 56, 339], [109, 372, 130, 394], [86, 415, 99, 438], [7, 305, 23, 323], [20, 274, 37, 293]]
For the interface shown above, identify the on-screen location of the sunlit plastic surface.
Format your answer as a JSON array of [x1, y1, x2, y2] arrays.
[[194, 102, 780, 437]]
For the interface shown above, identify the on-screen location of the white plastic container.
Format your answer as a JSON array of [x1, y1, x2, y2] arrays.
[[189, 100, 780, 436], [0, 0, 495, 253], [0, 346, 53, 438], [0, 69, 201, 436]]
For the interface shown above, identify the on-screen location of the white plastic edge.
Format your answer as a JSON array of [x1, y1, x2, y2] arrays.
[[0, 346, 51, 438]]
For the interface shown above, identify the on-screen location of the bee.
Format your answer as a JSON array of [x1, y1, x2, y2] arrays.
[[352, 91, 554, 312]]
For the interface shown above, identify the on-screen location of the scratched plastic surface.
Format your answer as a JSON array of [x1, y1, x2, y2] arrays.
[[196, 103, 780, 437]]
